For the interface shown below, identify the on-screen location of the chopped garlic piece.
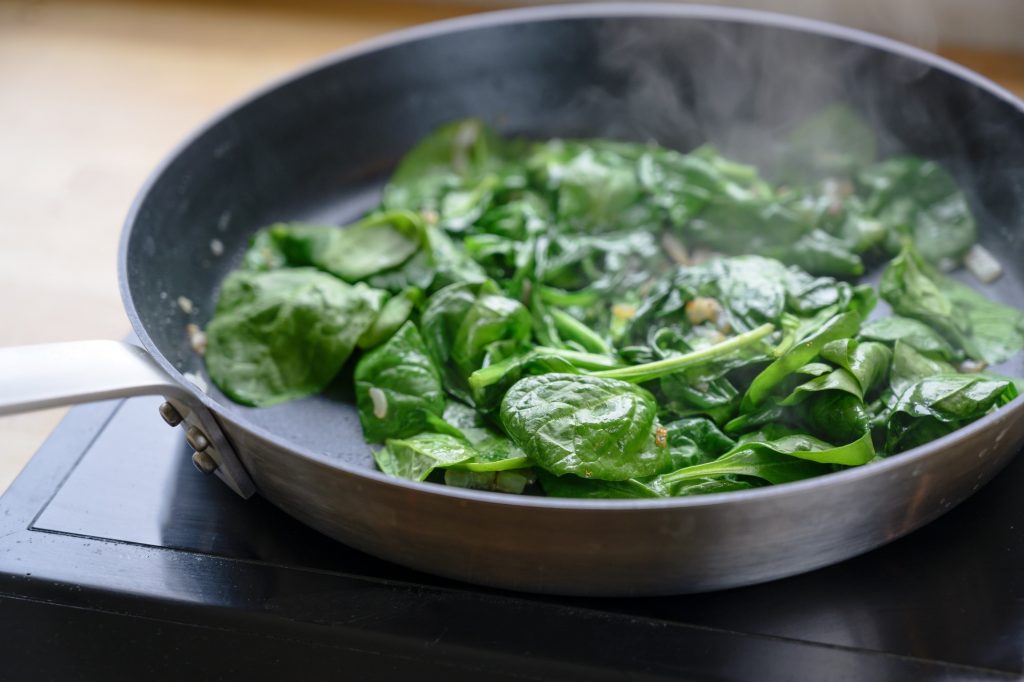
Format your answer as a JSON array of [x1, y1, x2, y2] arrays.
[[965, 244, 1003, 284], [612, 303, 637, 321], [186, 323, 207, 355], [369, 387, 388, 419], [685, 297, 723, 326]]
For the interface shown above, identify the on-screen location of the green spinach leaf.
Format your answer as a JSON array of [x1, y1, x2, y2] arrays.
[[354, 322, 445, 443], [500, 373, 669, 480], [205, 268, 382, 406], [375, 433, 476, 482]]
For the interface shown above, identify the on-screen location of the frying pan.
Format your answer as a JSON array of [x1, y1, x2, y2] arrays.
[[2, 4, 1024, 596]]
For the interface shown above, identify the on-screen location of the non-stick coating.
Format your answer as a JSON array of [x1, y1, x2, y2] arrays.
[[120, 5, 1024, 594]]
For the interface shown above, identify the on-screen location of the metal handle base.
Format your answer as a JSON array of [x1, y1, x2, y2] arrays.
[[0, 341, 255, 498]]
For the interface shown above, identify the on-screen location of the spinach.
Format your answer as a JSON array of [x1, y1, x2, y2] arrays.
[[743, 311, 861, 409], [457, 436, 531, 472], [383, 118, 508, 211], [662, 417, 737, 469], [500, 373, 669, 480], [886, 375, 1017, 453], [265, 210, 424, 282], [858, 157, 976, 267], [205, 268, 381, 406], [656, 432, 875, 487], [860, 316, 960, 361], [205, 117, 1024, 499], [375, 433, 476, 482], [820, 339, 891, 397], [467, 350, 579, 411], [419, 282, 486, 403], [357, 287, 421, 350], [445, 468, 536, 494], [889, 341, 957, 398], [354, 322, 445, 443], [880, 243, 1024, 363], [536, 471, 663, 499], [451, 293, 532, 376], [800, 392, 872, 444]]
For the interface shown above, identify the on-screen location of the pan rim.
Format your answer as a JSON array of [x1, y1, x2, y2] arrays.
[[119, 1, 1024, 511]]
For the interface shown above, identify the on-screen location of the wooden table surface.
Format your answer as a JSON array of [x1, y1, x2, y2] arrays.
[[1, 0, 1022, 493]]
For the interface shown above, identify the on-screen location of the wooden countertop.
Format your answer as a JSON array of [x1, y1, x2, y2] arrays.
[[1, 0, 1022, 492]]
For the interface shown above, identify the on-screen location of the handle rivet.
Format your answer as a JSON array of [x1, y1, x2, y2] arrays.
[[192, 450, 219, 475], [185, 426, 210, 452], [158, 401, 183, 427]]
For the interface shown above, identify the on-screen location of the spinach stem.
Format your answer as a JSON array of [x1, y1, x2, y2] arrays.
[[590, 323, 775, 383], [550, 309, 612, 354], [532, 347, 624, 371], [468, 347, 624, 390]]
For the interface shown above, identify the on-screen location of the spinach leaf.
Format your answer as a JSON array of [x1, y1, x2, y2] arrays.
[[457, 436, 531, 472], [858, 158, 976, 267], [886, 375, 1017, 453], [941, 274, 1024, 365], [375, 433, 476, 482], [889, 341, 957, 398], [800, 392, 872, 444], [781, 367, 863, 404], [383, 119, 507, 211], [424, 224, 488, 289], [267, 210, 424, 282], [820, 339, 891, 397], [763, 229, 864, 277], [467, 350, 578, 411], [241, 227, 287, 271], [676, 256, 790, 332], [452, 293, 533, 376], [357, 287, 421, 350], [420, 282, 486, 402], [662, 417, 737, 469], [528, 140, 650, 229], [354, 322, 445, 443], [880, 243, 1024, 363], [658, 431, 875, 487], [500, 373, 669, 480], [205, 268, 382, 407], [860, 316, 960, 361], [536, 471, 663, 499], [445, 468, 537, 494], [743, 311, 861, 409]]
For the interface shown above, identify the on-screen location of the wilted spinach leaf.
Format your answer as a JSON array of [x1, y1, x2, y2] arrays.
[[886, 375, 1017, 453], [375, 433, 476, 482], [354, 322, 445, 443], [205, 268, 381, 407], [858, 157, 976, 266], [265, 210, 424, 282], [880, 243, 1024, 363], [500, 373, 669, 480], [860, 316, 960, 361]]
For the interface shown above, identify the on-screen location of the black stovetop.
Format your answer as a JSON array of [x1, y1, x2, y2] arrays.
[[1, 396, 1022, 681]]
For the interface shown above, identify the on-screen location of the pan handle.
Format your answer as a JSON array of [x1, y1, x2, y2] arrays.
[[0, 341, 256, 498]]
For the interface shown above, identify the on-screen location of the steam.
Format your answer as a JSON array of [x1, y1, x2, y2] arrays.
[[548, 10, 945, 171]]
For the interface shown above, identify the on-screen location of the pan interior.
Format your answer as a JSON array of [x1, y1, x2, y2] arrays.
[[123, 12, 1024, 470]]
